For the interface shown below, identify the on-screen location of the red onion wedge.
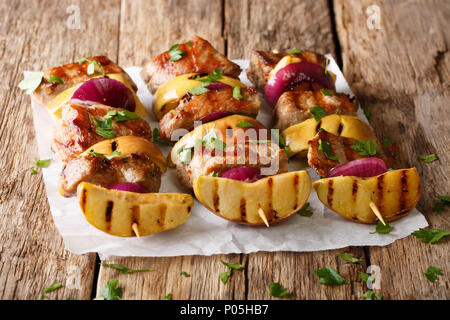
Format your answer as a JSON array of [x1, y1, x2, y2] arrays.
[[71, 78, 136, 111], [327, 158, 387, 178], [264, 61, 336, 107], [219, 167, 262, 182], [204, 82, 232, 91], [199, 111, 232, 123], [109, 182, 148, 193]]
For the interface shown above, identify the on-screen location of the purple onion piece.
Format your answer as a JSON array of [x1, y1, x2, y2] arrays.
[[219, 167, 262, 182], [109, 182, 148, 193], [327, 158, 387, 178]]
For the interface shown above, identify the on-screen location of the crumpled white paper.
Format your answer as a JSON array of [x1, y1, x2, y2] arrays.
[[29, 57, 428, 259]]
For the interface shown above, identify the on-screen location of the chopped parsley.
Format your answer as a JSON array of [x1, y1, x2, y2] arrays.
[[168, 44, 185, 61], [93, 117, 115, 139], [186, 69, 224, 96], [232, 86, 243, 99], [41, 282, 63, 299], [411, 228, 450, 244], [49, 75, 64, 84], [362, 102, 372, 119], [187, 85, 210, 95], [18, 71, 44, 94], [339, 253, 362, 265], [419, 154, 437, 163], [310, 106, 327, 121], [180, 271, 191, 278], [94, 279, 122, 300], [370, 221, 393, 234], [104, 109, 139, 122], [77, 58, 105, 76], [152, 127, 161, 143], [324, 57, 331, 79], [351, 140, 381, 156], [359, 272, 375, 283], [187, 41, 192, 47], [314, 267, 349, 285], [432, 195, 450, 212], [320, 88, 334, 96], [219, 259, 243, 285], [102, 263, 152, 274], [35, 158, 52, 168], [363, 290, 383, 300], [297, 202, 313, 217], [289, 47, 303, 55], [195, 124, 226, 151], [30, 168, 37, 175], [424, 266, 442, 283], [381, 138, 394, 147], [269, 282, 288, 298], [235, 120, 254, 128], [163, 293, 173, 300], [177, 145, 193, 163], [318, 139, 339, 160]]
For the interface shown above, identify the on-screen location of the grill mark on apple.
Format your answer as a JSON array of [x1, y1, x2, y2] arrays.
[[240, 198, 247, 222], [267, 177, 274, 221], [327, 179, 334, 207], [293, 174, 299, 211], [213, 179, 220, 212], [158, 203, 167, 227], [352, 179, 358, 202], [398, 170, 408, 215], [315, 120, 322, 133], [111, 141, 118, 151], [80, 188, 87, 213], [377, 174, 384, 213], [337, 122, 344, 136], [105, 201, 113, 232], [132, 205, 140, 228]]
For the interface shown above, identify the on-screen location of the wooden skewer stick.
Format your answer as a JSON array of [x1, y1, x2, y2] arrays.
[[132, 222, 141, 239], [258, 207, 270, 228], [370, 201, 386, 226]]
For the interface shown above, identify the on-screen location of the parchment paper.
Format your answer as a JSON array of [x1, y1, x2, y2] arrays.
[[29, 57, 428, 259]]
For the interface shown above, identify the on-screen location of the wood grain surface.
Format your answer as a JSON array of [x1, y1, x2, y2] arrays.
[[0, 0, 448, 300]]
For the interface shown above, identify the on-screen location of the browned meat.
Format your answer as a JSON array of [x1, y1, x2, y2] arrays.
[[247, 50, 326, 92], [53, 103, 152, 161], [307, 130, 394, 177], [33, 56, 137, 106], [141, 36, 241, 93], [273, 89, 358, 131], [159, 87, 261, 140], [58, 152, 161, 197], [176, 141, 288, 189]]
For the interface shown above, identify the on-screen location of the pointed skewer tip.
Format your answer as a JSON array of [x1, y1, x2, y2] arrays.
[[258, 207, 270, 228], [369, 201, 386, 226]]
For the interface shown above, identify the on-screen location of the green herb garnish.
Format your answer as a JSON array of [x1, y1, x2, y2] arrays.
[[289, 48, 303, 55], [35, 158, 52, 168], [18, 71, 44, 94], [363, 290, 383, 300], [219, 260, 243, 285], [419, 154, 437, 163], [77, 58, 105, 76], [177, 145, 193, 163], [297, 202, 313, 217], [30, 168, 37, 175], [163, 293, 173, 300], [424, 266, 442, 283], [411, 228, 450, 244], [235, 121, 254, 128], [198, 69, 223, 84], [370, 221, 394, 234], [324, 57, 331, 79], [362, 102, 372, 119], [49, 75, 64, 84], [187, 85, 211, 96], [320, 88, 333, 96], [381, 138, 394, 147], [351, 140, 381, 156], [432, 196, 450, 212], [152, 127, 161, 143], [187, 41, 192, 47], [168, 44, 185, 61], [104, 109, 139, 122], [196, 124, 226, 151], [180, 271, 191, 278], [94, 279, 122, 300], [233, 86, 243, 99], [339, 253, 362, 265], [269, 282, 288, 298], [43, 282, 62, 294], [318, 139, 339, 160], [314, 267, 349, 285], [310, 106, 327, 121], [102, 263, 152, 274], [93, 117, 115, 139], [359, 272, 375, 283]]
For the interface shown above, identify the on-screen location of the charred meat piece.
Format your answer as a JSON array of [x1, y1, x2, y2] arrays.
[[53, 103, 152, 161], [176, 143, 288, 189], [58, 152, 161, 197], [247, 50, 326, 92], [159, 87, 261, 140], [307, 130, 394, 177], [33, 56, 137, 106], [273, 89, 358, 131], [141, 36, 241, 93]]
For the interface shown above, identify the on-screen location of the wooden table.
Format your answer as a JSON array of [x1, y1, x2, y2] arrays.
[[0, 0, 448, 300]]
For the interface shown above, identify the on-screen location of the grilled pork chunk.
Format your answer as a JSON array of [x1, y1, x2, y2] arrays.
[[273, 89, 358, 131], [59, 152, 161, 197], [53, 103, 152, 161], [159, 87, 261, 140], [247, 50, 326, 92], [307, 130, 393, 177], [141, 36, 241, 93], [176, 143, 288, 189], [33, 56, 137, 106]]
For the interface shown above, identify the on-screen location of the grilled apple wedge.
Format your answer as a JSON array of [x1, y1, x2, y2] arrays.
[[194, 171, 311, 225], [78, 182, 193, 237], [282, 115, 377, 157], [313, 168, 421, 224]]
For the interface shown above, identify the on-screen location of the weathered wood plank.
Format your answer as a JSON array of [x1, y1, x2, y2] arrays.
[[0, 0, 121, 299], [96, 0, 247, 300], [334, 0, 450, 299], [225, 0, 367, 299]]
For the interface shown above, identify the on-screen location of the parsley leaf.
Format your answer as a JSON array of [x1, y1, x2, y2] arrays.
[[411, 228, 450, 244], [152, 128, 161, 143], [49, 75, 64, 84], [419, 154, 437, 163], [187, 41, 192, 47], [297, 202, 313, 217], [339, 253, 362, 265], [314, 267, 349, 285], [318, 139, 339, 160], [432, 195, 450, 212], [289, 48, 303, 55], [18, 71, 44, 94], [219, 260, 243, 285], [94, 279, 122, 300], [35, 158, 52, 168], [102, 263, 152, 274], [220, 269, 232, 285], [198, 69, 223, 84], [235, 120, 254, 128], [424, 266, 442, 283], [196, 124, 226, 151], [104, 109, 139, 122], [310, 106, 328, 121], [363, 290, 383, 300], [187, 85, 211, 96], [324, 57, 331, 79], [362, 102, 372, 120], [44, 282, 62, 294], [163, 293, 173, 300], [180, 271, 191, 278], [370, 221, 394, 234], [381, 138, 394, 148], [177, 145, 193, 163], [168, 44, 185, 61], [437, 195, 450, 203], [93, 117, 115, 139], [351, 140, 381, 156], [30, 168, 37, 175], [269, 282, 288, 298], [359, 272, 375, 283], [220, 260, 243, 270], [320, 88, 334, 96], [233, 86, 243, 99], [77, 58, 105, 76]]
